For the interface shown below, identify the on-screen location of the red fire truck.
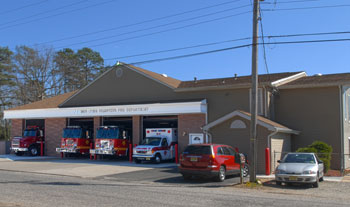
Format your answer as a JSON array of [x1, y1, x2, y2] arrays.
[[11, 126, 44, 156], [89, 126, 130, 158], [56, 126, 93, 157], [133, 128, 177, 164]]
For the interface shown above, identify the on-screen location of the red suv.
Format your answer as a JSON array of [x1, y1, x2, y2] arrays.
[[179, 144, 249, 182]]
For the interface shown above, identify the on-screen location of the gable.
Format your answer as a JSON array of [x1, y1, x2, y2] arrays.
[[61, 65, 180, 107]]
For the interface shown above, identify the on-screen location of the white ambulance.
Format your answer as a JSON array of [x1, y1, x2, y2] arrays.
[[133, 128, 177, 164]]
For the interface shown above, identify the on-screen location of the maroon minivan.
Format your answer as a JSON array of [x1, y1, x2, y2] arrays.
[[179, 144, 249, 182]]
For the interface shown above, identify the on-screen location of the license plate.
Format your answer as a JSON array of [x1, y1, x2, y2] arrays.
[[190, 157, 198, 162], [289, 176, 298, 181], [146, 157, 151, 160]]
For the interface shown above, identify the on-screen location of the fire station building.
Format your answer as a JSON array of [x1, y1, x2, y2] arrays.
[[4, 63, 350, 173]]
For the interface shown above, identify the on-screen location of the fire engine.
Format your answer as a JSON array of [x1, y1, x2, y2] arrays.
[[56, 126, 93, 156], [133, 128, 177, 164], [89, 126, 130, 158], [11, 126, 44, 156]]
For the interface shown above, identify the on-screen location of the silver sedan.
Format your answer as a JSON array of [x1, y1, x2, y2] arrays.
[[275, 153, 324, 187]]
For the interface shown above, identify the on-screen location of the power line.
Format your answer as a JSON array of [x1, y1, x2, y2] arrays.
[[258, 7, 270, 76], [59, 10, 252, 49], [262, 4, 350, 12], [33, 0, 243, 46], [0, 0, 49, 16], [0, 0, 117, 31], [0, 0, 87, 27], [105, 31, 350, 60], [127, 38, 350, 65], [56, 5, 251, 49]]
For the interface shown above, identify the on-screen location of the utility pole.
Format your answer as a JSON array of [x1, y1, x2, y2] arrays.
[[249, 0, 260, 183]]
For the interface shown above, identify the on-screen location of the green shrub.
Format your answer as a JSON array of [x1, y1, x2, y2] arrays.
[[296, 141, 333, 173]]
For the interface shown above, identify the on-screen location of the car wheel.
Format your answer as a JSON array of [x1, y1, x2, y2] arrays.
[[313, 174, 319, 188], [243, 164, 249, 177], [216, 166, 226, 182], [319, 176, 324, 182], [154, 154, 162, 164], [276, 181, 282, 186], [29, 145, 39, 156]]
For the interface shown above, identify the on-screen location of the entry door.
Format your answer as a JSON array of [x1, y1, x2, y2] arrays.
[[189, 133, 204, 144]]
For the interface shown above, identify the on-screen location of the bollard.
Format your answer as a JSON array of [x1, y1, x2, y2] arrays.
[[129, 144, 133, 163], [175, 144, 178, 164], [40, 140, 44, 156], [61, 152, 64, 158], [265, 148, 271, 175], [94, 154, 97, 160]]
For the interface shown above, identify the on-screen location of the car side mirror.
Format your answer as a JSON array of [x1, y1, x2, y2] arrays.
[[277, 160, 282, 163], [318, 160, 323, 164]]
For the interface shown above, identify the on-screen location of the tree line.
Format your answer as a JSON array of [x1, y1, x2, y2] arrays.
[[0, 45, 109, 140]]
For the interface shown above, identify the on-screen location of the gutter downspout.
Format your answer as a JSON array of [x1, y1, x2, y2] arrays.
[[267, 129, 279, 174], [202, 129, 213, 144], [339, 85, 345, 175]]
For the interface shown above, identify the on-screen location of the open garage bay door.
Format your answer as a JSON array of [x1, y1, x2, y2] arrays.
[[142, 116, 178, 138], [67, 118, 94, 138], [102, 117, 132, 140]]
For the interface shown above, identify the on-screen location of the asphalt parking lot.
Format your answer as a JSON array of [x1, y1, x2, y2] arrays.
[[102, 165, 243, 187], [0, 155, 244, 186]]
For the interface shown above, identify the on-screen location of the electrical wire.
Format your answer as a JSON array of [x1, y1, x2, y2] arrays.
[[126, 38, 350, 65], [33, 0, 244, 46], [0, 0, 117, 31], [262, 4, 350, 12], [58, 11, 251, 49], [258, 6, 270, 77], [105, 31, 350, 60], [0, 0, 87, 27], [55, 5, 251, 49], [0, 0, 49, 16]]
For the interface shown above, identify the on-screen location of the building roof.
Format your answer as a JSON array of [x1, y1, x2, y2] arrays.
[[280, 73, 350, 88], [203, 110, 299, 134], [177, 72, 303, 90], [8, 91, 77, 111], [123, 64, 182, 88]]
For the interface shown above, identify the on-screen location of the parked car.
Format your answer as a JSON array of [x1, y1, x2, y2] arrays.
[[178, 144, 249, 182], [275, 152, 324, 187]]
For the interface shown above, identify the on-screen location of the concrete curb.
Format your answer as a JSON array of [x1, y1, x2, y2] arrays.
[[257, 174, 344, 182]]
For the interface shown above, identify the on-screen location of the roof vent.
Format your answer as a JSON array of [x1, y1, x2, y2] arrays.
[[194, 77, 197, 83], [162, 74, 168, 77], [222, 80, 226, 84], [314, 73, 322, 76], [234, 73, 238, 80]]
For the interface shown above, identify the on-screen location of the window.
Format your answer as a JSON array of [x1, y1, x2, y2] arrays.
[[217, 147, 224, 155], [250, 88, 264, 115], [222, 147, 232, 156], [183, 146, 211, 155], [161, 138, 168, 147]]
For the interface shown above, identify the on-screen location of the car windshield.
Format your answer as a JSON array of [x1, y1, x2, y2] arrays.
[[183, 146, 211, 155], [141, 137, 161, 146], [63, 128, 82, 138], [97, 128, 119, 139], [283, 154, 316, 164], [23, 130, 36, 137]]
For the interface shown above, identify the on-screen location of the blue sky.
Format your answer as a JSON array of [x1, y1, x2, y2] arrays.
[[1, 0, 349, 81]]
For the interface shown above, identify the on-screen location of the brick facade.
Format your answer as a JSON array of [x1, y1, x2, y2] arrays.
[[178, 114, 206, 153], [10, 119, 23, 138], [132, 116, 141, 145], [45, 118, 66, 156], [93, 117, 101, 140]]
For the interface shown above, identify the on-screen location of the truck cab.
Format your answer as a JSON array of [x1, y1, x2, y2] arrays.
[[56, 126, 93, 156], [11, 126, 44, 156], [133, 128, 177, 164], [89, 126, 130, 157]]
